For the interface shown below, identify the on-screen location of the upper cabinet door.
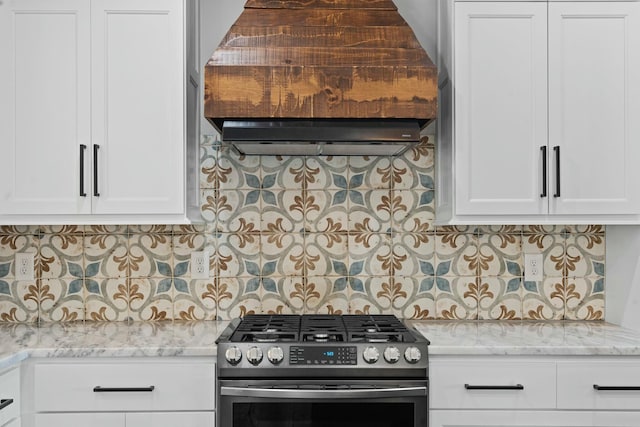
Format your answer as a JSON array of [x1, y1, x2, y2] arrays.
[[548, 2, 640, 215], [91, 0, 184, 215], [0, 0, 91, 215], [454, 2, 548, 215]]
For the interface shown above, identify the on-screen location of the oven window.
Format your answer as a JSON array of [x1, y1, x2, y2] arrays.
[[233, 402, 414, 427]]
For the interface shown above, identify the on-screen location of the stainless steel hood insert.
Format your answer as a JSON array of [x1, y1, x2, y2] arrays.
[[222, 120, 421, 156]]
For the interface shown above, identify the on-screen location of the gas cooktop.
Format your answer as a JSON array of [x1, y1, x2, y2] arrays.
[[228, 314, 418, 344], [215, 314, 429, 379]]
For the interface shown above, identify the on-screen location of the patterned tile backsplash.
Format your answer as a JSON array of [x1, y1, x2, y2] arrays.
[[0, 135, 605, 322]]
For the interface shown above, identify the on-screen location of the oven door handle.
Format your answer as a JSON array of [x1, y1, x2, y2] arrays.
[[220, 386, 427, 399]]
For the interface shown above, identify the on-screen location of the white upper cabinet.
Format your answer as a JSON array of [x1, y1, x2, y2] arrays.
[[0, 0, 92, 216], [548, 2, 640, 216], [437, 0, 640, 224], [0, 0, 200, 224]]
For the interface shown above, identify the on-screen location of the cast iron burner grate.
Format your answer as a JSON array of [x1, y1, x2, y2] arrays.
[[229, 314, 416, 343]]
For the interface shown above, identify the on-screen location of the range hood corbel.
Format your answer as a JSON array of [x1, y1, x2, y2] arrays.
[[204, 0, 437, 156]]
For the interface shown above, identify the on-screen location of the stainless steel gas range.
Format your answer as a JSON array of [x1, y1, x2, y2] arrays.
[[215, 314, 430, 427]]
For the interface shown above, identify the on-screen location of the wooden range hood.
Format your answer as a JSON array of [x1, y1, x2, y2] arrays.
[[204, 0, 437, 156]]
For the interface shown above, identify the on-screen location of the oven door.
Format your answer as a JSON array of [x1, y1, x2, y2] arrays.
[[218, 379, 428, 427]]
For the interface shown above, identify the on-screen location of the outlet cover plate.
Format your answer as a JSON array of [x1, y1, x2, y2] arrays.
[[15, 252, 35, 281], [191, 251, 210, 279], [524, 253, 543, 282]]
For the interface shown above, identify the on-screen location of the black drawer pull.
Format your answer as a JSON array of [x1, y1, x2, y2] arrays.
[[93, 386, 155, 393], [80, 144, 87, 197], [553, 145, 560, 197], [465, 384, 524, 390], [594, 385, 640, 391], [0, 399, 14, 411], [540, 146, 547, 198], [93, 144, 100, 197]]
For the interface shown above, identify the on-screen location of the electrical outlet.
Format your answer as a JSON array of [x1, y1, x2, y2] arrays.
[[191, 251, 210, 279], [524, 253, 543, 282], [15, 252, 35, 281]]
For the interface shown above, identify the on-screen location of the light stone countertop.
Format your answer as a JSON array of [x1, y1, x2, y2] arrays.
[[3, 320, 640, 371], [410, 320, 640, 356]]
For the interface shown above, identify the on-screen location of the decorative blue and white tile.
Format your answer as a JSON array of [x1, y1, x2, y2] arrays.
[[200, 189, 218, 223], [217, 145, 260, 190], [261, 190, 305, 233], [476, 277, 522, 320], [348, 190, 393, 233], [200, 144, 222, 190], [305, 157, 348, 190], [217, 190, 262, 233], [192, 278, 218, 319], [128, 231, 173, 279], [392, 136, 434, 190], [369, 276, 416, 319], [39, 278, 85, 322], [435, 277, 478, 320], [565, 229, 605, 279], [435, 228, 477, 277], [522, 277, 565, 320], [564, 277, 604, 321], [260, 155, 305, 190], [127, 278, 173, 321], [391, 233, 435, 277], [348, 156, 392, 190], [214, 277, 261, 319], [261, 233, 305, 277], [305, 190, 348, 233], [261, 276, 304, 315], [348, 278, 385, 315], [523, 226, 567, 278], [174, 284, 213, 321], [84, 278, 128, 322], [303, 232, 348, 277], [392, 276, 436, 320], [391, 190, 434, 233], [0, 225, 40, 248], [84, 233, 128, 279], [304, 276, 349, 314], [216, 233, 260, 278], [348, 233, 392, 276], [128, 225, 172, 235], [0, 281, 39, 322], [476, 227, 522, 277]]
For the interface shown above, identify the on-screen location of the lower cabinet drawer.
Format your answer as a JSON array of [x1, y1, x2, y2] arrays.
[[34, 412, 214, 427], [430, 359, 556, 409], [0, 366, 21, 427], [558, 361, 640, 410], [33, 361, 215, 412]]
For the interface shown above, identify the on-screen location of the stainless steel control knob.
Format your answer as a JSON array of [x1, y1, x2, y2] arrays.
[[404, 346, 422, 364], [225, 346, 242, 365], [383, 346, 401, 364], [267, 346, 284, 365], [363, 346, 380, 364], [246, 346, 264, 365]]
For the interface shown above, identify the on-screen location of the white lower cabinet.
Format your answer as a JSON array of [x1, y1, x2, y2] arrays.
[[430, 356, 640, 427], [34, 412, 213, 427], [23, 358, 215, 427], [431, 410, 640, 427], [0, 366, 20, 427]]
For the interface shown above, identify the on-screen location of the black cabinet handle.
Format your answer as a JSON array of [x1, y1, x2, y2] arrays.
[[0, 398, 14, 411], [465, 384, 524, 390], [540, 146, 547, 198], [93, 386, 155, 393], [93, 144, 100, 197], [553, 145, 560, 197], [80, 144, 87, 197], [594, 385, 640, 391]]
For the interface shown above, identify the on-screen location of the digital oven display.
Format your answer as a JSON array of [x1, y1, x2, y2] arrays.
[[289, 346, 357, 365]]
